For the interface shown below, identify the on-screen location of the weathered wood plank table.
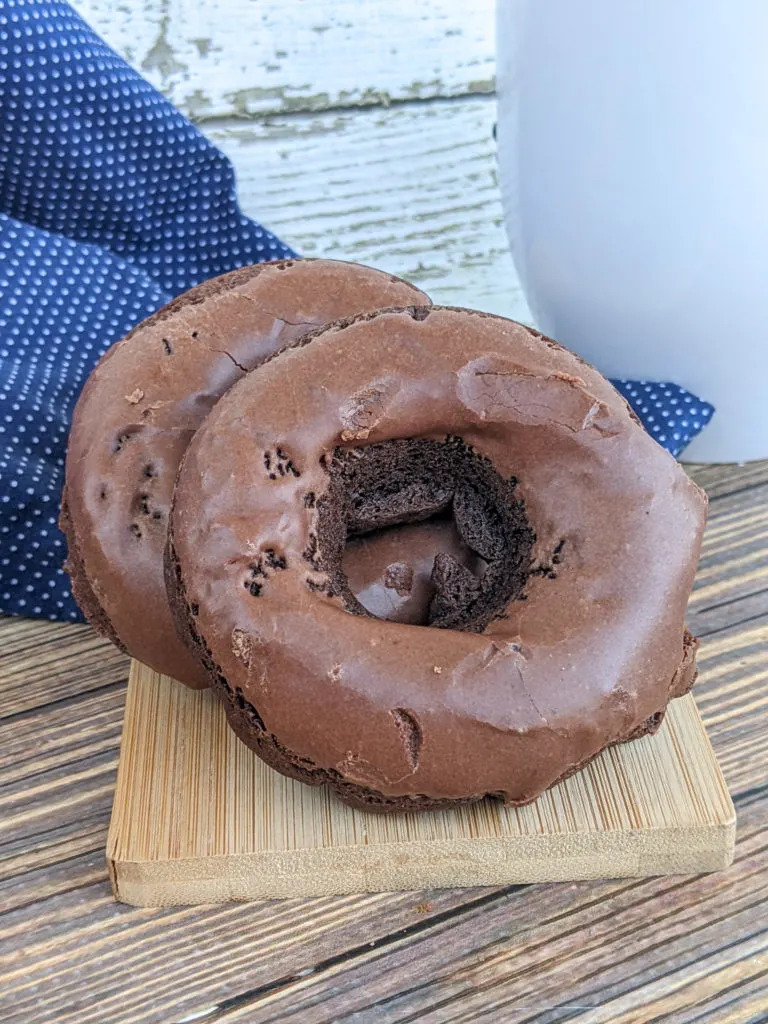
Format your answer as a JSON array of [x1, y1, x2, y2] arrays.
[[2, 3, 767, 1021]]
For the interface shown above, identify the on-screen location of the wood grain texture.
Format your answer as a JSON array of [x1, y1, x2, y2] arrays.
[[107, 667, 734, 906], [77, 10, 528, 322], [1, 461, 766, 1023], [210, 810, 768, 1024], [206, 98, 532, 322], [0, 616, 128, 718], [71, 0, 496, 120]]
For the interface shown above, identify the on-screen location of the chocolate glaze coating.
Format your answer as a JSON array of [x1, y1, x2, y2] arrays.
[[167, 306, 707, 810], [61, 260, 429, 687]]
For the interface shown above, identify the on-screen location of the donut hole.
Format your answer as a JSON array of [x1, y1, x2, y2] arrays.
[[343, 512, 486, 625], [314, 438, 534, 632]]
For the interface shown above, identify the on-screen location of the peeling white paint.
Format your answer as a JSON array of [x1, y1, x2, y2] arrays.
[[71, 0, 496, 118], [68, 2, 526, 319], [207, 98, 531, 321]]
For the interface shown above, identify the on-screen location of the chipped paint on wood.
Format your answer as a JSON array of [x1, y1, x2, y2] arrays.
[[205, 97, 531, 322], [72, 0, 496, 118], [141, 16, 188, 81], [67, 2, 524, 317]]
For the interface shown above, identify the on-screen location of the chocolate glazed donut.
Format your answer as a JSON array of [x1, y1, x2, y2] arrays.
[[167, 306, 707, 810], [61, 260, 430, 688]]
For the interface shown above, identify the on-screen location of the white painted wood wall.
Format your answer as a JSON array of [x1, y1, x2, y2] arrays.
[[72, 0, 530, 321]]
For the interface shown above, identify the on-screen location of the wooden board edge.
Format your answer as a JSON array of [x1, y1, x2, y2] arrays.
[[109, 821, 736, 907], [105, 659, 142, 877]]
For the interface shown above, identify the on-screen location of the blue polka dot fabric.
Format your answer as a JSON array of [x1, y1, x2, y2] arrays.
[[0, 0, 296, 622], [612, 381, 713, 456], [0, 0, 712, 623]]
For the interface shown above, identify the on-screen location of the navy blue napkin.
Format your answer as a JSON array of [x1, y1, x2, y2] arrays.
[[0, 0, 713, 622]]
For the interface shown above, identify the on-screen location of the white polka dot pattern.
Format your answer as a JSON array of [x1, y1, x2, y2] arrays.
[[0, 0, 295, 621], [0, 0, 713, 623], [612, 380, 714, 456]]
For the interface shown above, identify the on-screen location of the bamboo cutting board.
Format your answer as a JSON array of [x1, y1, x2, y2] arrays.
[[107, 661, 735, 906]]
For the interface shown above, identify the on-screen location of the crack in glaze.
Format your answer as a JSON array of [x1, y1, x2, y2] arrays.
[[209, 348, 249, 374], [238, 295, 321, 330], [516, 663, 549, 726]]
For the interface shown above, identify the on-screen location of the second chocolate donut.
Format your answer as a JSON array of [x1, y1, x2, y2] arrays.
[[62, 260, 429, 687]]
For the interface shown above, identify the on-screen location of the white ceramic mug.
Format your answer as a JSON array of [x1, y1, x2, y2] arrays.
[[496, 0, 768, 462]]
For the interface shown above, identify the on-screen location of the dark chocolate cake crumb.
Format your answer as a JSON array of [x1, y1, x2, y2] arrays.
[[308, 436, 534, 633]]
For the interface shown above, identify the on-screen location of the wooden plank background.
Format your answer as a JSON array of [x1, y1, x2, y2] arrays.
[[2, 2, 767, 1021], [207, 99, 529, 320], [72, 0, 527, 320], [73, 0, 496, 119]]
